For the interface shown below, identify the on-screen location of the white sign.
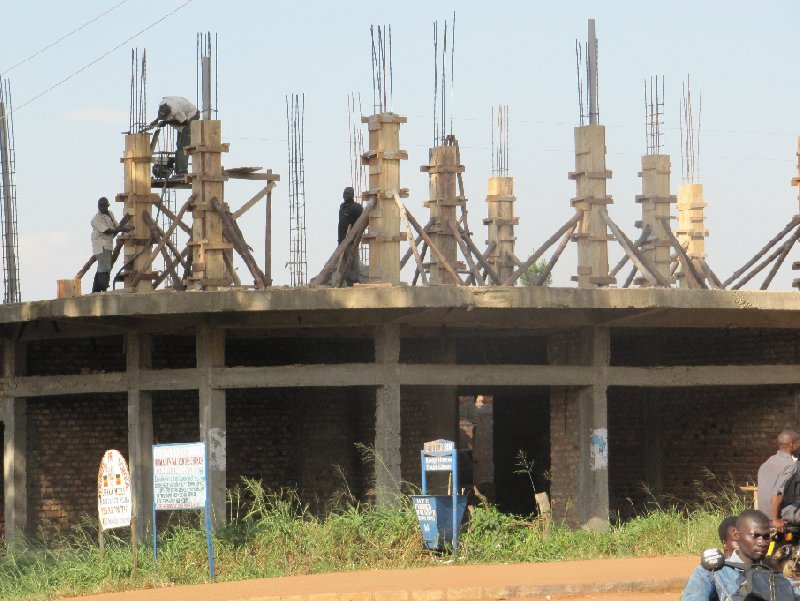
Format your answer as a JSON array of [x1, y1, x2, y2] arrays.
[[153, 442, 207, 510], [424, 455, 454, 471], [97, 450, 132, 531], [590, 428, 609, 471], [424, 439, 455, 453]]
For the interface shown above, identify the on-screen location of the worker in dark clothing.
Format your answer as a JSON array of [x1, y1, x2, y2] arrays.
[[336, 186, 363, 286], [338, 186, 363, 244]]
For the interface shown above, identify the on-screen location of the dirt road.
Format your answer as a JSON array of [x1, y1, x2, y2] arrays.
[[67, 556, 694, 601]]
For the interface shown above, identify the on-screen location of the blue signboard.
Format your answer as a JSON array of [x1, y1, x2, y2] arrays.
[[413, 439, 466, 557]]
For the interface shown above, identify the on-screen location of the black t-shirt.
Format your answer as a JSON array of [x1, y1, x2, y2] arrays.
[[338, 200, 363, 244]]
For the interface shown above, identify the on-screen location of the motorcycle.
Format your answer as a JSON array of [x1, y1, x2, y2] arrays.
[[766, 525, 800, 579]]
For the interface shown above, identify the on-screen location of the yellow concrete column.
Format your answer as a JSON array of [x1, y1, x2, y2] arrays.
[[569, 125, 614, 287], [361, 113, 407, 284], [675, 183, 708, 288], [186, 120, 233, 290], [421, 143, 464, 284], [485, 176, 518, 283], [116, 133, 155, 292], [636, 154, 676, 286]]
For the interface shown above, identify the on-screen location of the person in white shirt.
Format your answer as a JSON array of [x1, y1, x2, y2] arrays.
[[90, 197, 130, 292], [145, 96, 199, 176]]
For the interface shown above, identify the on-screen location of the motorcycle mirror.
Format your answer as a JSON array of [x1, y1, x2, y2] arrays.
[[700, 548, 726, 571]]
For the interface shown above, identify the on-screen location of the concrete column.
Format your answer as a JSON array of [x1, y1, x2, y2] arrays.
[[127, 332, 153, 541], [197, 322, 226, 528], [485, 177, 518, 282], [361, 113, 408, 285], [636, 154, 676, 286], [421, 142, 465, 284], [569, 125, 615, 287], [548, 327, 610, 530], [116, 133, 154, 292], [675, 183, 708, 288], [374, 323, 401, 505], [188, 120, 233, 290], [2, 339, 26, 541]]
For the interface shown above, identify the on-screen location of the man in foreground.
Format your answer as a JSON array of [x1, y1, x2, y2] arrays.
[[757, 429, 800, 532], [681, 509, 799, 600]]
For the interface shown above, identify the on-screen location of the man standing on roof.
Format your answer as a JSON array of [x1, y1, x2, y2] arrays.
[[336, 186, 363, 286], [90, 197, 131, 293], [145, 97, 199, 176]]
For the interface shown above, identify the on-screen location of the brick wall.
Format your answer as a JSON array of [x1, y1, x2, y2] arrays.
[[548, 387, 579, 522], [26, 337, 125, 375], [227, 336, 373, 366], [27, 395, 127, 533], [608, 385, 799, 516], [611, 329, 800, 366]]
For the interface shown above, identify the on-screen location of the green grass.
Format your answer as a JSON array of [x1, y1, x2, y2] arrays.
[[0, 475, 749, 600]]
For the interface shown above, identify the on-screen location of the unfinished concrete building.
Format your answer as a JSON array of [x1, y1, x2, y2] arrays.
[[1, 22, 800, 544]]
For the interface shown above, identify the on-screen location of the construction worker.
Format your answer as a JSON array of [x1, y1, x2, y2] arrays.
[[90, 197, 130, 293], [336, 186, 363, 286], [145, 96, 199, 176]]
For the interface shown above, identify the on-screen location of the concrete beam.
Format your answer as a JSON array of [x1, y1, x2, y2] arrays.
[[197, 323, 226, 529], [6, 362, 800, 398], [126, 333, 153, 542], [4, 288, 800, 330], [606, 364, 800, 387], [2, 339, 26, 541], [374, 324, 401, 506]]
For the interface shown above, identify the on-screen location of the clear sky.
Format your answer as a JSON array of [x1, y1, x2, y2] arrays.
[[2, 0, 799, 300]]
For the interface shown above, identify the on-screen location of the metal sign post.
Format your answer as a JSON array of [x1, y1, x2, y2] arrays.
[[152, 442, 215, 579]]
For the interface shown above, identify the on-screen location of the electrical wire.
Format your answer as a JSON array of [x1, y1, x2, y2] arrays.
[[9, 0, 194, 117], [1, 0, 130, 76]]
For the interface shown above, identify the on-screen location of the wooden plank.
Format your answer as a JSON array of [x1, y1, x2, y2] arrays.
[[399, 219, 432, 269], [731, 229, 800, 290], [223, 250, 242, 286], [502, 212, 582, 286], [400, 200, 462, 285], [129, 196, 194, 289], [760, 227, 800, 290], [309, 200, 375, 285], [399, 200, 428, 285], [533, 223, 576, 286], [622, 264, 637, 288], [657, 216, 706, 289], [722, 215, 800, 287], [153, 198, 192, 235], [211, 197, 268, 288], [449, 222, 483, 285], [231, 181, 276, 220], [412, 243, 429, 286], [602, 210, 668, 288], [701, 258, 724, 290], [152, 247, 190, 288], [609, 225, 649, 277], [458, 227, 501, 285]]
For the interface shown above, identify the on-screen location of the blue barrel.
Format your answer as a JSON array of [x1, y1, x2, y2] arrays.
[[411, 494, 468, 550]]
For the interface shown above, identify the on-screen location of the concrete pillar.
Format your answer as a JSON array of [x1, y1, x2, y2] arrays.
[[127, 332, 153, 541], [675, 183, 708, 288], [117, 133, 154, 292], [421, 142, 465, 284], [197, 322, 226, 528], [569, 125, 615, 287], [374, 323, 401, 505], [548, 328, 610, 530], [361, 113, 407, 285], [485, 177, 518, 283], [187, 120, 232, 290], [636, 154, 676, 286], [2, 339, 26, 541]]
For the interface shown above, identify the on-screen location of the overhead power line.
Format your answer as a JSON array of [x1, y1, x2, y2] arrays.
[[1, 0, 130, 76], [9, 0, 194, 117]]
